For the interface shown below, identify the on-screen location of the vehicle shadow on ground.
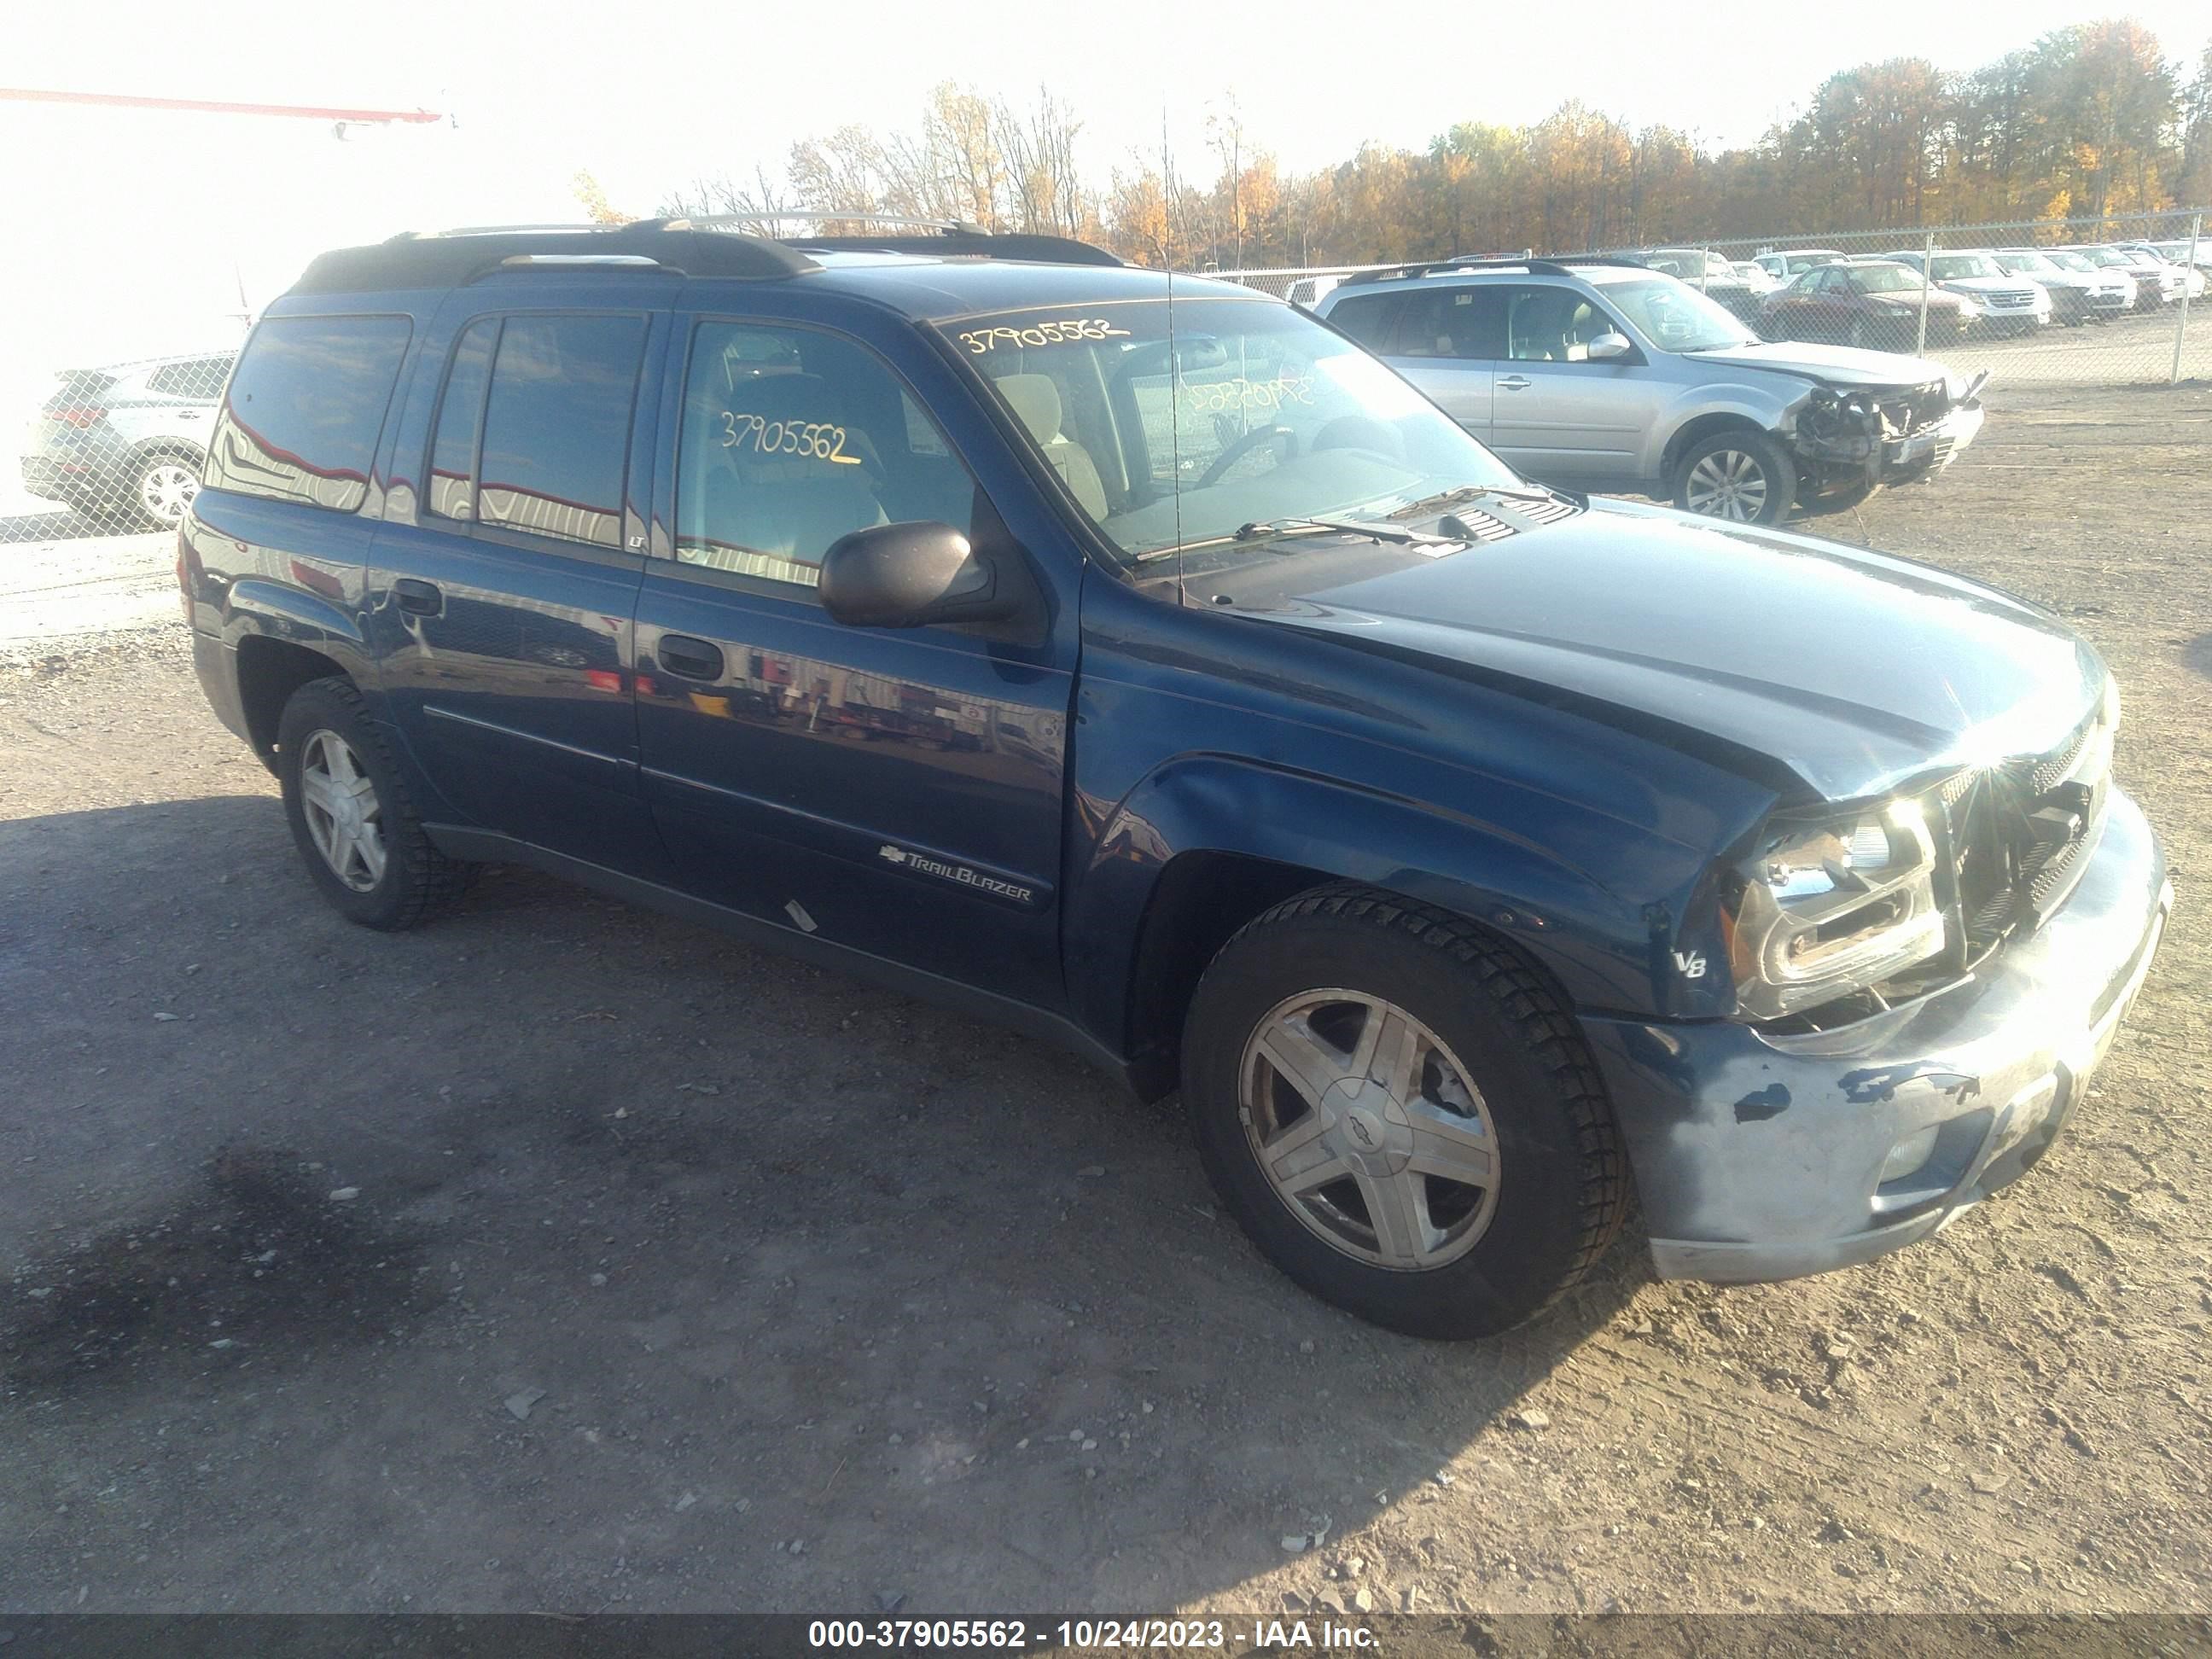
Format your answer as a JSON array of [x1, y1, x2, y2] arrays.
[[1, 796, 1656, 1611]]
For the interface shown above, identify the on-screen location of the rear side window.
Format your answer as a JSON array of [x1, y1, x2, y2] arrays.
[[205, 317, 411, 513], [1325, 293, 1402, 351], [426, 318, 498, 522], [430, 314, 644, 548], [1395, 288, 1505, 360], [147, 357, 233, 399]]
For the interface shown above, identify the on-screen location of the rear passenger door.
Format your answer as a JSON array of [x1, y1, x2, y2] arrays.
[[630, 311, 1074, 1006], [1374, 287, 1499, 439], [367, 286, 672, 876], [1484, 284, 1655, 486]]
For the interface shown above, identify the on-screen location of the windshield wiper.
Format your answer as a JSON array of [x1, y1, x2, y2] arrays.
[[1384, 484, 1556, 520], [1130, 514, 1459, 565], [1232, 515, 1457, 545]]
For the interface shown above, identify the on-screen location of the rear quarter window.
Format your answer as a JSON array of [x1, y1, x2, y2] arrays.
[[1324, 294, 1403, 352], [205, 316, 412, 512]]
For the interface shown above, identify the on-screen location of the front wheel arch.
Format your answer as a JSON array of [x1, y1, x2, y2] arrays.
[[1669, 428, 1798, 525]]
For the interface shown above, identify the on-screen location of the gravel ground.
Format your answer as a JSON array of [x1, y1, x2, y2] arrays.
[[0, 383, 2207, 1619]]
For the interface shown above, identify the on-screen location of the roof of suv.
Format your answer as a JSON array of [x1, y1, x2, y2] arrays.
[[1328, 257, 1658, 294], [286, 220, 1263, 323]]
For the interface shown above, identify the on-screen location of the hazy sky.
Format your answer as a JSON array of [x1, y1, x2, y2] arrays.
[[14, 0, 2212, 211], [3, 0, 2208, 374]]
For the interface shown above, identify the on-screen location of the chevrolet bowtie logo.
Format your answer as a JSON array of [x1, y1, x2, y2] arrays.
[[877, 845, 909, 864]]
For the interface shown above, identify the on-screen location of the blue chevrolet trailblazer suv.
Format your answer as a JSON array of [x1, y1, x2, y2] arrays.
[[183, 218, 2169, 1338]]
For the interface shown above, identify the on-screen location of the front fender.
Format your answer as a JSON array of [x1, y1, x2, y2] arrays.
[[1065, 753, 1726, 1057]]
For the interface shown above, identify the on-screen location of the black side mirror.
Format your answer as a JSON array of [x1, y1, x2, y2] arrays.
[[818, 521, 1017, 630]]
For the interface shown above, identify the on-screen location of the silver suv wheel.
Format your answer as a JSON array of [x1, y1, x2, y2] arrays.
[[1239, 987, 1500, 1270], [298, 728, 387, 892], [137, 460, 199, 528], [1682, 447, 1772, 521]]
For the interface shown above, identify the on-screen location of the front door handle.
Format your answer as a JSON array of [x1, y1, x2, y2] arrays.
[[1497, 375, 1533, 392], [393, 578, 442, 615], [656, 633, 725, 681]]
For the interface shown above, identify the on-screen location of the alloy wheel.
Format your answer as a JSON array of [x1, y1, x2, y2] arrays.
[[299, 729, 387, 892], [1683, 449, 1771, 521], [1238, 988, 1501, 1271], [139, 461, 199, 527]]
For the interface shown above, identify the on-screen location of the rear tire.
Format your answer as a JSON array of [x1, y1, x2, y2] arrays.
[[128, 450, 202, 532], [276, 677, 472, 930], [1181, 886, 1627, 1339], [1671, 428, 1796, 525]]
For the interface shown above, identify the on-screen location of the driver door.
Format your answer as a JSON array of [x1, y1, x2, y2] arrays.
[[631, 312, 1075, 1005], [1484, 284, 1653, 486]]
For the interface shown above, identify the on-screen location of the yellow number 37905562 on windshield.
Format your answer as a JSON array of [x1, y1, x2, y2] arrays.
[[957, 317, 1131, 353]]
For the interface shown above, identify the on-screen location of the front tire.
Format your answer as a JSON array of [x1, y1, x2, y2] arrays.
[[1182, 887, 1627, 1339], [277, 677, 472, 930], [1671, 428, 1796, 524]]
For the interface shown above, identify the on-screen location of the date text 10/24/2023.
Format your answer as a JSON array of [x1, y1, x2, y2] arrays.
[[807, 1617, 1382, 1650]]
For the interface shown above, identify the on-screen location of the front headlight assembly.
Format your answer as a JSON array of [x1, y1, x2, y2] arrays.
[[1721, 794, 1949, 1020]]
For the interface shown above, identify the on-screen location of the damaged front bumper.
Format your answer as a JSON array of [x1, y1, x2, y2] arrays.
[[1790, 374, 1988, 498], [1580, 788, 2169, 1284]]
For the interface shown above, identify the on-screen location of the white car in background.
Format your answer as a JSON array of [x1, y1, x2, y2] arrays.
[[1992, 248, 2133, 322], [1753, 247, 1844, 282], [2062, 245, 2181, 309], [2114, 243, 2206, 300], [1882, 249, 2050, 335], [1730, 261, 1780, 296]]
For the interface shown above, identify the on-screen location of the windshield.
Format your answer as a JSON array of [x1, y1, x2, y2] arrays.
[[1999, 251, 2056, 274], [945, 298, 1522, 567], [2081, 247, 2133, 267], [1851, 264, 1926, 294], [1603, 277, 1756, 352], [1930, 254, 2001, 280], [2046, 250, 2098, 271]]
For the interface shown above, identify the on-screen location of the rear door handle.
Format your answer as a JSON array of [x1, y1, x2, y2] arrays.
[[656, 633, 725, 681], [393, 578, 443, 615], [1497, 375, 1533, 392]]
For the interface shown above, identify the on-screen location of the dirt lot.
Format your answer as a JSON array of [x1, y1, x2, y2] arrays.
[[2, 383, 2208, 1621]]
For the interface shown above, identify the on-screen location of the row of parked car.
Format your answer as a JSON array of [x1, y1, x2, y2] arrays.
[[1644, 239, 2206, 351]]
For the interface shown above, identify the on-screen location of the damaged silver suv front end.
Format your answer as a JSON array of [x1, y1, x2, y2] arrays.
[[1792, 370, 1990, 503]]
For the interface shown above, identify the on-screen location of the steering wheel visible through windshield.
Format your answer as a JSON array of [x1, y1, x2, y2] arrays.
[[940, 297, 1526, 567]]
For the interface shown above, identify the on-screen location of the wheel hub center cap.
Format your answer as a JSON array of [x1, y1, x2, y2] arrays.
[[1320, 1080, 1413, 1177]]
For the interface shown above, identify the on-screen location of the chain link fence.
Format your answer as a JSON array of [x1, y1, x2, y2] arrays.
[[2, 211, 2203, 556], [1208, 208, 2210, 391]]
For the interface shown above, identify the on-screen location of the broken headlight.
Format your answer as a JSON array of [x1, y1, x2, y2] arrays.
[[1721, 792, 1949, 1020], [1796, 387, 1878, 457]]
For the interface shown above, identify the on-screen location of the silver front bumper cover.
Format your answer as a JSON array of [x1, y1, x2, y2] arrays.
[[1581, 788, 2168, 1284]]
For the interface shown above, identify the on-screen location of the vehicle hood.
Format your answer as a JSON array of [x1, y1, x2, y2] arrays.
[[1261, 498, 2102, 803], [1941, 276, 2041, 295], [1681, 340, 1951, 387]]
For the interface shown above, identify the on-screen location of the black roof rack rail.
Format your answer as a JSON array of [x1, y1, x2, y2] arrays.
[[297, 222, 818, 292], [1345, 253, 1651, 284], [293, 216, 1122, 294], [788, 231, 1122, 267]]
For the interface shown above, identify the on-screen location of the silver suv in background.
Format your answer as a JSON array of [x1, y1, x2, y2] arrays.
[[19, 352, 235, 530], [1316, 257, 1986, 525]]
